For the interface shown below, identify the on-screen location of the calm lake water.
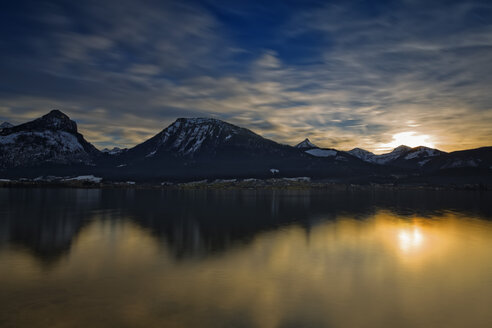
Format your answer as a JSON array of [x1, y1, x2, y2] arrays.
[[1, 188, 492, 328]]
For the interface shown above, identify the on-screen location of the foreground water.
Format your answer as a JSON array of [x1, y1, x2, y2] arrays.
[[0, 188, 491, 328]]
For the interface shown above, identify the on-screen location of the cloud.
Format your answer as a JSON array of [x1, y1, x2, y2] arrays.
[[0, 0, 491, 153], [127, 64, 161, 76]]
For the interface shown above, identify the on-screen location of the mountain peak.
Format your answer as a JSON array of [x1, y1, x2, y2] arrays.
[[348, 147, 376, 161], [0, 122, 13, 130], [295, 138, 318, 149], [35, 109, 77, 133], [0, 109, 78, 136], [349, 147, 374, 155], [392, 145, 411, 153], [43, 109, 70, 120], [129, 116, 281, 158]]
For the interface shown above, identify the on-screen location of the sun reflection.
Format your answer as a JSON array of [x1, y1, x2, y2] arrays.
[[398, 227, 424, 253]]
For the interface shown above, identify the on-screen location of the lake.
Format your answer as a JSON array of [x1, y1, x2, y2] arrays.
[[1, 188, 491, 327]]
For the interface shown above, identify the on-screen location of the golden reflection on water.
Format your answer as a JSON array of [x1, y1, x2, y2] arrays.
[[1, 211, 492, 328]]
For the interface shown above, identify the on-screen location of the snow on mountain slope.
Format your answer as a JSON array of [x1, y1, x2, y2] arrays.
[[425, 147, 492, 170], [0, 131, 83, 152], [347, 145, 445, 167], [0, 122, 13, 132], [0, 110, 100, 168], [347, 146, 408, 164], [102, 147, 126, 155], [372, 145, 412, 164], [348, 148, 376, 162], [126, 117, 291, 159], [295, 138, 318, 149], [305, 148, 337, 157], [404, 146, 444, 160]]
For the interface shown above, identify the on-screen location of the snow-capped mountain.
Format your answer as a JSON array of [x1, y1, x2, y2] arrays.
[[423, 146, 492, 171], [0, 122, 13, 132], [304, 148, 337, 157], [107, 117, 374, 179], [0, 110, 100, 168], [371, 145, 412, 164], [102, 147, 126, 155], [348, 148, 376, 162], [348, 145, 445, 167], [295, 138, 318, 149], [123, 117, 294, 160], [295, 138, 343, 159], [403, 146, 443, 159]]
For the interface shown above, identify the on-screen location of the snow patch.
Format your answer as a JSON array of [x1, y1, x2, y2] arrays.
[[282, 177, 311, 182], [183, 179, 208, 185], [404, 147, 441, 160], [213, 179, 237, 183], [418, 159, 431, 166], [102, 147, 124, 155], [0, 131, 83, 152], [442, 159, 479, 169], [348, 148, 375, 162], [305, 149, 336, 157], [63, 175, 102, 183]]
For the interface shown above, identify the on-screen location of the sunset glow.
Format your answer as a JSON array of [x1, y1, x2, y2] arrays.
[[377, 131, 436, 152]]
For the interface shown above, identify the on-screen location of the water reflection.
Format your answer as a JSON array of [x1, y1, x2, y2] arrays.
[[398, 227, 424, 252], [0, 189, 491, 327]]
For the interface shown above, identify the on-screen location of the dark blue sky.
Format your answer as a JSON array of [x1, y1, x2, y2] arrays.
[[1, 0, 492, 152]]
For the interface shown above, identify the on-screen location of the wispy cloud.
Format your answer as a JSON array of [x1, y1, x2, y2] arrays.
[[1, 0, 491, 153]]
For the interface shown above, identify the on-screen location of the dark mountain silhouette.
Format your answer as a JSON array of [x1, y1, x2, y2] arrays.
[[0, 110, 491, 184]]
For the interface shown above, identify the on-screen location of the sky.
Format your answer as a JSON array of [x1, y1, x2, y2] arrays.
[[1, 0, 492, 153]]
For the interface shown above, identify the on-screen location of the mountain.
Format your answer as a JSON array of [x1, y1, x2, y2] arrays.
[[389, 146, 445, 168], [102, 147, 126, 155], [119, 117, 296, 160], [0, 110, 100, 169], [105, 117, 375, 180], [348, 148, 376, 162], [371, 145, 412, 164], [295, 138, 318, 149], [423, 147, 492, 171], [295, 139, 341, 158], [0, 122, 13, 132], [0, 110, 490, 184], [348, 145, 445, 168]]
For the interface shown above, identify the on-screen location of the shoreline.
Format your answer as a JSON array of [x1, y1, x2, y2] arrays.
[[0, 178, 489, 191]]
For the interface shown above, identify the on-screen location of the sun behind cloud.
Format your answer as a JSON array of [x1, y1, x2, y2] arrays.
[[377, 131, 436, 153]]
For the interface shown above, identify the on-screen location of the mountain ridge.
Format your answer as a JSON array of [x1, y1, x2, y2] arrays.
[[0, 110, 491, 183]]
